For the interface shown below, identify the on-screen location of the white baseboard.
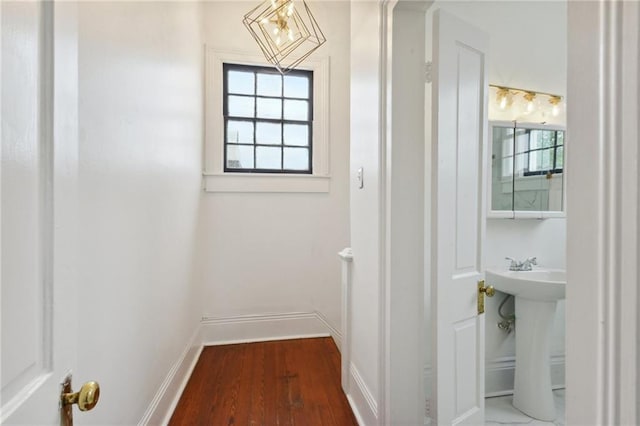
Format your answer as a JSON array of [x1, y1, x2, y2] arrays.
[[347, 363, 378, 426], [200, 311, 339, 346], [138, 326, 203, 426], [485, 355, 565, 397], [315, 310, 342, 351]]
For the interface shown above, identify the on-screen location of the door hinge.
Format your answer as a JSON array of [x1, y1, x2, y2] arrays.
[[425, 397, 432, 420], [424, 61, 433, 84]]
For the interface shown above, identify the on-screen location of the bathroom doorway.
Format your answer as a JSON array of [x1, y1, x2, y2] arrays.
[[423, 2, 568, 424], [383, 0, 639, 424]]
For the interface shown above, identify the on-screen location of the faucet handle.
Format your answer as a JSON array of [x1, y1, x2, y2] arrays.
[[505, 257, 518, 268]]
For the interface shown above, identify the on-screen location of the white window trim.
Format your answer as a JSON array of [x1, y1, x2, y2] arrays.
[[203, 47, 330, 193]]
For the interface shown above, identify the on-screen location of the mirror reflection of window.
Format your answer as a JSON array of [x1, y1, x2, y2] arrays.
[[490, 122, 565, 215], [499, 128, 514, 178], [491, 126, 515, 211]]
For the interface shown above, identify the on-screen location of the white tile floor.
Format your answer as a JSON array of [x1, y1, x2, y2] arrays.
[[485, 389, 566, 426]]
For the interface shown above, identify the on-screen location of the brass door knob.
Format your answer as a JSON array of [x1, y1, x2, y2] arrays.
[[477, 280, 495, 314], [62, 381, 100, 411], [480, 284, 495, 297]]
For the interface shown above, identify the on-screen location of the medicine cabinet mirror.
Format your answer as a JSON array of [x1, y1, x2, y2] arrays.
[[489, 121, 566, 219]]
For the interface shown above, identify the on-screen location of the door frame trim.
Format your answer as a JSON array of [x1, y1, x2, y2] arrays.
[[379, 0, 431, 424], [566, 1, 639, 424], [378, 2, 394, 424]]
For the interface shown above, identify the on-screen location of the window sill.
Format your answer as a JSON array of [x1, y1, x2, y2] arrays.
[[203, 173, 330, 193], [487, 210, 566, 219]]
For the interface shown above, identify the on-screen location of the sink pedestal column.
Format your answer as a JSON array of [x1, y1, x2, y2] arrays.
[[513, 297, 558, 421]]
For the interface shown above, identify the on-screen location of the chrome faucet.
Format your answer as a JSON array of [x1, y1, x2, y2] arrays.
[[505, 256, 537, 271]]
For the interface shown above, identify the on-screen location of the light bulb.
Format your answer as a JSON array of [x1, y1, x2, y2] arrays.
[[273, 27, 279, 35], [524, 92, 536, 113], [496, 88, 510, 111], [549, 96, 562, 117], [288, 29, 294, 41]]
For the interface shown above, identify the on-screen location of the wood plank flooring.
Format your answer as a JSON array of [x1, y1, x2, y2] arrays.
[[169, 337, 358, 426]]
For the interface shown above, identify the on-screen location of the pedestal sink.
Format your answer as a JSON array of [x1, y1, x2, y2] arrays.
[[485, 268, 566, 421]]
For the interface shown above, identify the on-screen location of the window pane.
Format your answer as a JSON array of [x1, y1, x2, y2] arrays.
[[514, 152, 527, 175], [226, 120, 254, 144], [557, 131, 564, 145], [257, 73, 282, 97], [228, 95, 255, 118], [228, 71, 254, 95], [541, 148, 553, 170], [256, 122, 281, 145], [284, 100, 308, 120], [530, 130, 555, 149], [541, 130, 555, 148], [492, 126, 514, 179], [529, 130, 542, 149], [256, 98, 282, 119], [283, 124, 309, 146], [501, 156, 513, 178], [529, 148, 554, 172], [284, 75, 309, 98], [556, 146, 564, 168], [226, 145, 254, 169], [528, 150, 539, 171], [283, 147, 309, 170], [515, 130, 529, 154], [256, 146, 282, 169]]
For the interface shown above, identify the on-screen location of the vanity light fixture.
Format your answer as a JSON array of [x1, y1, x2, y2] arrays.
[[243, 0, 326, 74], [490, 84, 564, 118]]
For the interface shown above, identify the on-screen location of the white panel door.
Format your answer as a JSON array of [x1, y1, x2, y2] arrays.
[[1, 1, 80, 424], [431, 9, 489, 425]]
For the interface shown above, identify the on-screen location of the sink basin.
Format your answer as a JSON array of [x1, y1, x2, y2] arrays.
[[485, 268, 566, 421], [486, 268, 565, 301]]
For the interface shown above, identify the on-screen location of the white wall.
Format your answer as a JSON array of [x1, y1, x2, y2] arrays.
[[427, 0, 567, 395], [197, 1, 350, 340], [431, 1, 566, 93], [76, 2, 203, 423]]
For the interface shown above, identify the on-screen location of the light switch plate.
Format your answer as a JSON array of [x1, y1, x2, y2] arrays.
[[357, 167, 364, 189]]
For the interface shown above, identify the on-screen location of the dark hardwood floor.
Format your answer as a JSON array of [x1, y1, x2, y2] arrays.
[[169, 337, 358, 426]]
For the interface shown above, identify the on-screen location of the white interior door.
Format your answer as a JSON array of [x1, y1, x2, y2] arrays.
[[1, 1, 80, 424], [431, 9, 489, 425]]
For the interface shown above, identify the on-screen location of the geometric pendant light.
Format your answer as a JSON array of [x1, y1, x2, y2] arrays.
[[243, 0, 326, 74]]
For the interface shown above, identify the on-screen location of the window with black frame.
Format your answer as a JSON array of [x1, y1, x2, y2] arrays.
[[223, 63, 313, 173], [514, 128, 564, 176]]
